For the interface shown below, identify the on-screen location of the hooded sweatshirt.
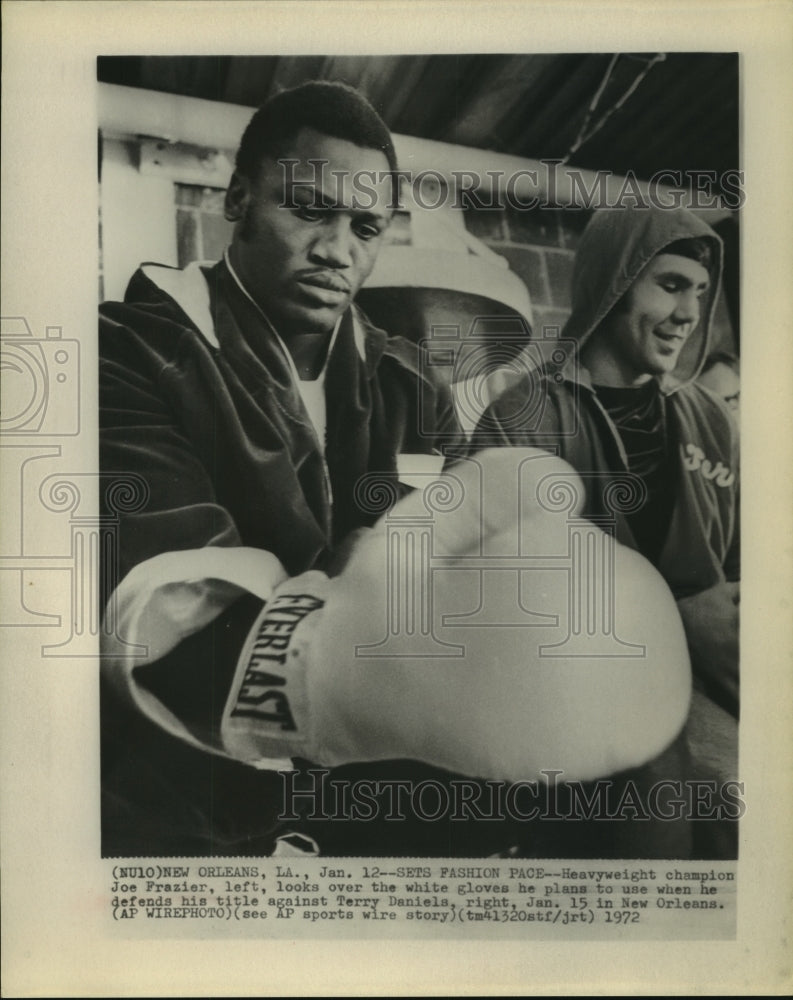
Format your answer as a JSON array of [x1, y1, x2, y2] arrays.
[[475, 206, 739, 598]]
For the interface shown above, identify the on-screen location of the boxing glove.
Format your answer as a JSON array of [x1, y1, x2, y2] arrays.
[[221, 448, 692, 783]]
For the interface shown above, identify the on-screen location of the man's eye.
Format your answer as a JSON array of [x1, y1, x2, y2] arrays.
[[355, 223, 383, 241], [295, 205, 324, 222]]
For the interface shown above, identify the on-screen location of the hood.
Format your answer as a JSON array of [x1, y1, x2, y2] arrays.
[[563, 206, 724, 392]]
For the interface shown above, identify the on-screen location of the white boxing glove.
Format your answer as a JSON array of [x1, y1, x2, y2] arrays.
[[221, 448, 691, 783]]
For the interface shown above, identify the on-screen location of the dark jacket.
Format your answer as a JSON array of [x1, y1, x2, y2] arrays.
[[99, 258, 466, 857], [99, 258, 459, 586]]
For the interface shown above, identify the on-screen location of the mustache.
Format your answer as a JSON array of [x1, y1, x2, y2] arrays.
[[294, 270, 352, 294]]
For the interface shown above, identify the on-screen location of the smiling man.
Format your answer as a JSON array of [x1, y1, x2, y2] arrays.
[[473, 205, 741, 857], [571, 239, 716, 566]]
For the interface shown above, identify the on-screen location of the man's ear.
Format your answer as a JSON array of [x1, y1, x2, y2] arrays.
[[224, 171, 252, 222]]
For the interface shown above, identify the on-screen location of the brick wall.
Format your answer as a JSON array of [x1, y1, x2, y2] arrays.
[[465, 205, 591, 338]]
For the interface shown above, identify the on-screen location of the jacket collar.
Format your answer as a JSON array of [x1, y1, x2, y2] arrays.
[[558, 350, 685, 397], [140, 260, 218, 345], [138, 255, 382, 372]]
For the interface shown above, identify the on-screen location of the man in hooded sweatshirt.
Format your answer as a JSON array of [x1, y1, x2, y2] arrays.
[[473, 205, 740, 857]]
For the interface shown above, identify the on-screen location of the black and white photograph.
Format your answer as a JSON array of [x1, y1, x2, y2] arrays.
[[2, 1, 792, 996], [96, 52, 742, 865]]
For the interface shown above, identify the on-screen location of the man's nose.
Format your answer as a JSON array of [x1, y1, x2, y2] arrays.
[[673, 290, 701, 325], [311, 217, 353, 268]]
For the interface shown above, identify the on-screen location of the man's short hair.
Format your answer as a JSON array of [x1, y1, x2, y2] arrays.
[[663, 236, 715, 272], [235, 80, 398, 179]]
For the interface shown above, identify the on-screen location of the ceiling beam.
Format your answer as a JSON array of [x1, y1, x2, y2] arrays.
[[98, 83, 735, 218]]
